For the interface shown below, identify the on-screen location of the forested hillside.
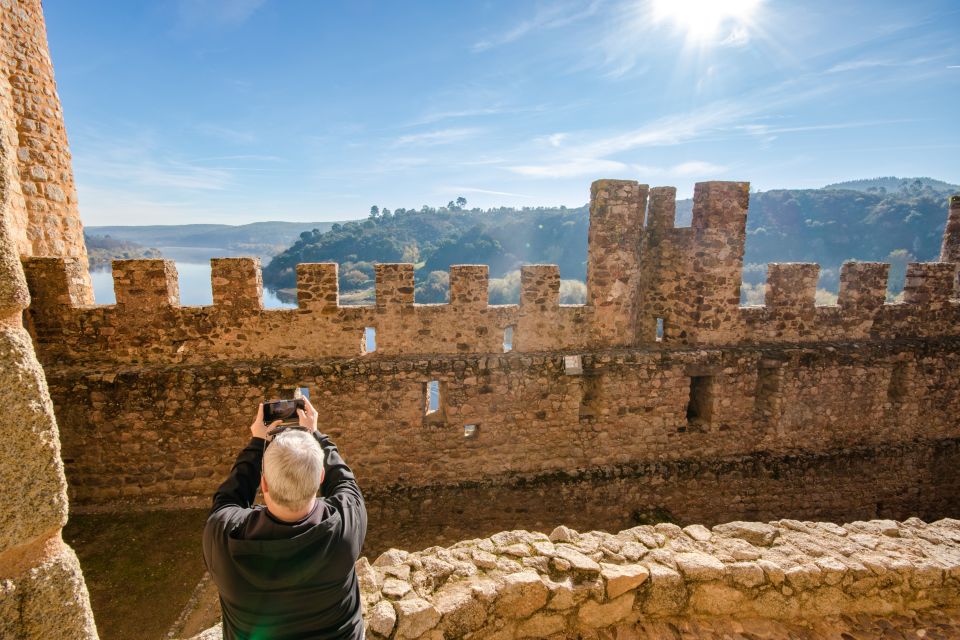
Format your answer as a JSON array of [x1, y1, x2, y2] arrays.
[[262, 178, 957, 304]]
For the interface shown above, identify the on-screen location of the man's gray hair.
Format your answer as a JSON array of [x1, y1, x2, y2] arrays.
[[263, 430, 325, 511]]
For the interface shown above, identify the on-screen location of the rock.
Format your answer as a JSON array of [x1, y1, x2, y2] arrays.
[[728, 561, 766, 588], [713, 521, 779, 547], [500, 543, 531, 558], [553, 545, 601, 574], [394, 597, 440, 639], [642, 563, 686, 615], [374, 548, 410, 568], [382, 577, 412, 599], [435, 584, 486, 636], [355, 557, 381, 604], [601, 562, 649, 598], [577, 593, 635, 627], [495, 570, 548, 619], [472, 548, 497, 570], [675, 552, 726, 581], [689, 583, 745, 615], [549, 525, 578, 543], [683, 524, 712, 542], [516, 612, 567, 638], [368, 601, 397, 638]]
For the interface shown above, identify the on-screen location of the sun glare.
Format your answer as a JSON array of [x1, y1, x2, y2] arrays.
[[651, 0, 760, 44]]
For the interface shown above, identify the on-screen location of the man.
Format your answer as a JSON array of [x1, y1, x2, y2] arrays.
[[203, 397, 367, 639]]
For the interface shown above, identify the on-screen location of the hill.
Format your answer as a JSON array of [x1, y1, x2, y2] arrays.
[[86, 220, 344, 262]]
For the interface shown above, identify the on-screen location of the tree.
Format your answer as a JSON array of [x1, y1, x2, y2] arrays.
[[456, 196, 467, 209], [369, 205, 379, 219]]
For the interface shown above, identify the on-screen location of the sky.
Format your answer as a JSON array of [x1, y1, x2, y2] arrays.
[[44, 0, 960, 226]]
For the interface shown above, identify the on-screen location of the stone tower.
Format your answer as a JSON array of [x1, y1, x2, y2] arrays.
[[0, 1, 98, 637], [0, 0, 92, 280]]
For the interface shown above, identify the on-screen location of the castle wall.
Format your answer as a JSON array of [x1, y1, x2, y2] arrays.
[[42, 338, 960, 511], [0, 0, 90, 263], [21, 181, 960, 529]]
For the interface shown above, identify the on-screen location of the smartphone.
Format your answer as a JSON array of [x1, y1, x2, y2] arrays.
[[263, 398, 305, 425]]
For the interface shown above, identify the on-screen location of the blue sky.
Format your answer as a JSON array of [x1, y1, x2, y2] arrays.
[[44, 0, 960, 225]]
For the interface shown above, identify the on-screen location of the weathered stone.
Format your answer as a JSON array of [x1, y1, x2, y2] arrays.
[[368, 600, 397, 637], [675, 551, 725, 582], [516, 612, 567, 638], [601, 562, 649, 598], [494, 570, 548, 619], [553, 545, 601, 574], [577, 593, 635, 628], [713, 521, 779, 547], [394, 597, 441, 639]]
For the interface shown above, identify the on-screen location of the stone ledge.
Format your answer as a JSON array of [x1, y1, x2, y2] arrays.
[[188, 517, 960, 639]]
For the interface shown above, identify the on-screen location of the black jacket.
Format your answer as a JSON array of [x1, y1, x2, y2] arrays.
[[203, 433, 367, 640]]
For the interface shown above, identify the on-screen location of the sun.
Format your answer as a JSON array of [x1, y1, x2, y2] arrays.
[[650, 0, 761, 44]]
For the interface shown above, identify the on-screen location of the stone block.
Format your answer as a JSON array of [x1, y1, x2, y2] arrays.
[[647, 186, 677, 230], [211, 257, 262, 310], [449, 264, 488, 307], [22, 256, 91, 312], [520, 264, 559, 308], [375, 263, 414, 308], [902, 262, 957, 305], [112, 259, 179, 308], [296, 262, 339, 310], [691, 181, 749, 232], [838, 262, 889, 310], [764, 263, 819, 308]]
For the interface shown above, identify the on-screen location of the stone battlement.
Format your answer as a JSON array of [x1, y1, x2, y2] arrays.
[[21, 181, 960, 366], [189, 517, 960, 639]]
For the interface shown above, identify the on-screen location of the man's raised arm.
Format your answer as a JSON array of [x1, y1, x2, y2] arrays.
[[209, 403, 277, 515]]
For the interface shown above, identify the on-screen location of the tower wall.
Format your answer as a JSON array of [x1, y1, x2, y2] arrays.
[[0, 0, 90, 266]]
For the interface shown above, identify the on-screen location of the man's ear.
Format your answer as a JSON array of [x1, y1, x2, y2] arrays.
[[319, 467, 325, 486], [260, 475, 268, 495]]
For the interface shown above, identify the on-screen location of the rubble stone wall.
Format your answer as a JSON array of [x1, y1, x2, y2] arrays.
[[191, 517, 960, 639]]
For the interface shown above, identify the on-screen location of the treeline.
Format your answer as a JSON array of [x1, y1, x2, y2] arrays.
[[262, 178, 957, 303], [84, 233, 162, 271]]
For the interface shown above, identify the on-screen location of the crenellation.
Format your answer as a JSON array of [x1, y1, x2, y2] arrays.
[[448, 264, 488, 307], [21, 256, 93, 311], [646, 186, 676, 230], [587, 180, 646, 347], [211, 257, 262, 310], [764, 263, 819, 309], [941, 194, 960, 263], [520, 264, 560, 308], [902, 262, 957, 306], [375, 263, 415, 308], [112, 258, 180, 308], [838, 261, 889, 310], [296, 262, 339, 310]]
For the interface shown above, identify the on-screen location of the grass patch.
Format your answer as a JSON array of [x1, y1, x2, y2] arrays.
[[64, 509, 210, 640]]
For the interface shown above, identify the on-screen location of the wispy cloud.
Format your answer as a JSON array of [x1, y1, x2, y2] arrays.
[[507, 158, 630, 178], [949, 65, 960, 69], [669, 161, 728, 176], [407, 105, 545, 127], [441, 186, 534, 198], [825, 55, 941, 74], [176, 0, 266, 29], [392, 128, 481, 148], [195, 123, 257, 144], [473, 0, 601, 52]]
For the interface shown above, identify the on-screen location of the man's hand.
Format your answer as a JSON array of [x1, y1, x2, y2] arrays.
[[251, 403, 281, 440], [297, 396, 319, 432]]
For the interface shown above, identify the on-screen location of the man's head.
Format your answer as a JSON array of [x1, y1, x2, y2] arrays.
[[261, 429, 325, 515]]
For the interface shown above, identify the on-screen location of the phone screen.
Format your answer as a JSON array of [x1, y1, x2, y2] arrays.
[[263, 398, 305, 424]]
